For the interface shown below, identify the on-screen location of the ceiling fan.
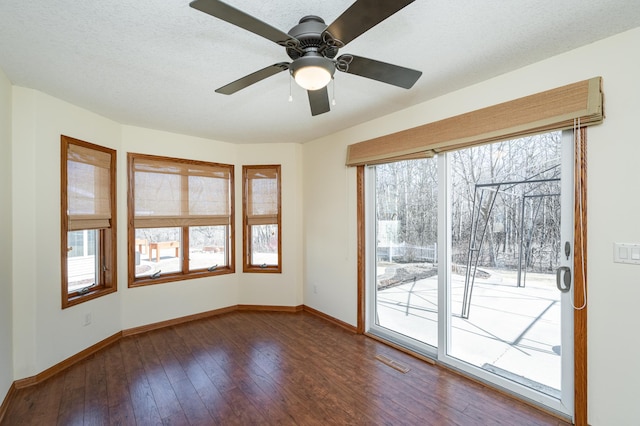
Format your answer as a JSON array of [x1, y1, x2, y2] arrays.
[[189, 0, 422, 116]]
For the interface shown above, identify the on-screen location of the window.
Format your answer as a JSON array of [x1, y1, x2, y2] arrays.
[[61, 136, 117, 308], [243, 165, 281, 272], [128, 153, 234, 286]]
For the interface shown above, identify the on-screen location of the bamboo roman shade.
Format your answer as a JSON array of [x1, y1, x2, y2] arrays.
[[132, 156, 232, 228], [67, 143, 113, 231], [246, 167, 279, 226], [346, 77, 604, 166]]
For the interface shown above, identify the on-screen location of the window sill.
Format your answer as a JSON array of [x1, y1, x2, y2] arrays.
[[243, 266, 282, 274], [129, 267, 235, 288], [63, 286, 116, 309]]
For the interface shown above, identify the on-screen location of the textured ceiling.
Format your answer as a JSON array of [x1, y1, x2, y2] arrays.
[[1, 0, 639, 144]]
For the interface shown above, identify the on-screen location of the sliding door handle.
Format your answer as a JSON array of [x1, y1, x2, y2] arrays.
[[556, 266, 572, 293]]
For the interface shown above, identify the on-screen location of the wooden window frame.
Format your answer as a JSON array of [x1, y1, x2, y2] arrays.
[[61, 136, 117, 308], [242, 165, 282, 273], [127, 153, 235, 287]]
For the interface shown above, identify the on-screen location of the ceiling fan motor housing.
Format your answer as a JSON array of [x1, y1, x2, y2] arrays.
[[286, 15, 339, 60]]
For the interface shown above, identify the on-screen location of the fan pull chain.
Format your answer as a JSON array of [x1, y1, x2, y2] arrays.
[[331, 77, 336, 106], [288, 75, 293, 102]]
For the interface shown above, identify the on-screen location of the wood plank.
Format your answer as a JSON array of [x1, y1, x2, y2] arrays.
[[263, 311, 459, 424], [135, 333, 189, 425], [1, 311, 571, 426], [3, 373, 64, 425], [56, 358, 87, 425], [83, 352, 109, 425], [173, 318, 248, 425], [190, 318, 271, 424], [103, 341, 136, 425], [119, 336, 163, 425], [147, 327, 214, 426], [214, 315, 313, 424], [221, 311, 409, 424]]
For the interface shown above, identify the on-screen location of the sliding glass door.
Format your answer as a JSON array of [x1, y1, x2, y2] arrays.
[[366, 131, 574, 417], [368, 157, 439, 353]]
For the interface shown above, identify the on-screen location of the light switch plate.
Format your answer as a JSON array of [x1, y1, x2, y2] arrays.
[[614, 243, 640, 265]]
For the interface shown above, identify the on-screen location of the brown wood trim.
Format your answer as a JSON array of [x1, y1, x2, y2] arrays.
[[61, 137, 68, 308], [61, 135, 117, 309], [14, 331, 122, 389], [237, 304, 303, 312], [128, 267, 235, 288], [303, 305, 358, 333], [122, 305, 238, 337], [242, 165, 283, 274], [6, 304, 342, 394], [356, 165, 365, 334], [127, 152, 236, 287], [365, 332, 436, 365], [574, 127, 588, 426], [0, 383, 17, 424]]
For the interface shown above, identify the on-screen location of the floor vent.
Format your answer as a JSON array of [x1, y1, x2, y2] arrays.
[[375, 354, 410, 373]]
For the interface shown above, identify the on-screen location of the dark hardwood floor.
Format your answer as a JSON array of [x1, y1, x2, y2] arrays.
[[2, 311, 570, 425]]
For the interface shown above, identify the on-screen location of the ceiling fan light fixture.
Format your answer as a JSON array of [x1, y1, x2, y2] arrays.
[[290, 54, 335, 91]]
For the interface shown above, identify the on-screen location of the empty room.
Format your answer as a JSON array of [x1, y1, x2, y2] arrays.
[[1, 0, 640, 425]]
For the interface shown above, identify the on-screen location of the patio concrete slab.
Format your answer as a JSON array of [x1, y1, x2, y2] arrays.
[[376, 267, 562, 394]]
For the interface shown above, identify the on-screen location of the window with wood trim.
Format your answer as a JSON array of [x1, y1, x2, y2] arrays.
[[61, 136, 117, 308], [128, 153, 234, 286], [243, 165, 281, 273]]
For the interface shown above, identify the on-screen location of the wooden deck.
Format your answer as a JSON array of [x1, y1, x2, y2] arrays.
[[1, 311, 570, 425]]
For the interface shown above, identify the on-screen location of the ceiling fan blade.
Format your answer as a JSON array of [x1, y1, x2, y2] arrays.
[[324, 0, 415, 46], [308, 87, 330, 116], [190, 0, 297, 46], [338, 55, 422, 89], [216, 63, 289, 95]]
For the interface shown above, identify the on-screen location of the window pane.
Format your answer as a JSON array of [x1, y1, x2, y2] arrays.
[[374, 158, 439, 347], [67, 230, 99, 292], [448, 133, 563, 394], [135, 228, 182, 277], [188, 226, 229, 271], [250, 224, 278, 266]]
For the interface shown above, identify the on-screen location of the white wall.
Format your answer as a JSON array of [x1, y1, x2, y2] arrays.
[[119, 128, 305, 328], [119, 126, 241, 329], [8, 95, 306, 379], [11, 88, 123, 378], [0, 66, 14, 401], [236, 143, 304, 307], [303, 138, 359, 324], [302, 27, 640, 425]]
